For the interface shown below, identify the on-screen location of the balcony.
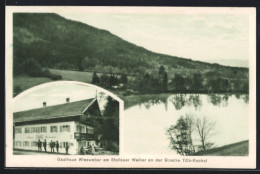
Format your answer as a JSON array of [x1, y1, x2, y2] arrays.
[[74, 132, 97, 140]]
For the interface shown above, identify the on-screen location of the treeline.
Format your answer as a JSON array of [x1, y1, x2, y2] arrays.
[[170, 73, 248, 93], [91, 72, 128, 89], [132, 66, 168, 93], [90, 65, 249, 94], [126, 66, 248, 94], [13, 58, 62, 80]]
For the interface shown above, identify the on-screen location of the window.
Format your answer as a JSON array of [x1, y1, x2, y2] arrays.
[[76, 125, 81, 132], [77, 125, 86, 133], [81, 126, 86, 133], [15, 141, 21, 147], [60, 125, 70, 132], [15, 128, 22, 133], [25, 127, 30, 133], [31, 141, 37, 147], [50, 126, 58, 133], [41, 126, 47, 133], [87, 127, 94, 134], [31, 127, 36, 133], [34, 126, 46, 133], [36, 127, 41, 133], [23, 141, 29, 147]]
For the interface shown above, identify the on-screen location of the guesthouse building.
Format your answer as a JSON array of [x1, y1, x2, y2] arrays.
[[13, 97, 102, 154]]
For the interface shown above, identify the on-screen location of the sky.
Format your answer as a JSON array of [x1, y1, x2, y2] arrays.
[[13, 83, 108, 112], [59, 13, 249, 67]]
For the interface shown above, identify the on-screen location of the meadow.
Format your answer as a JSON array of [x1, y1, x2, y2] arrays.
[[14, 75, 53, 94], [193, 140, 249, 156]]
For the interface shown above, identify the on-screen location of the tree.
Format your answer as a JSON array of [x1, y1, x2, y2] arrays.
[[119, 74, 128, 84], [159, 65, 166, 76], [100, 74, 109, 88], [166, 115, 194, 155], [163, 72, 168, 92], [101, 96, 119, 151], [14, 85, 22, 96], [193, 116, 216, 151], [192, 73, 203, 92], [21, 58, 43, 77], [167, 114, 216, 155], [108, 74, 118, 87], [172, 74, 186, 92], [158, 66, 168, 92], [242, 80, 249, 93], [91, 71, 100, 85]]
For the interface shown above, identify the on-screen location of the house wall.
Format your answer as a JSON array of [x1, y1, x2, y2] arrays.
[[14, 121, 95, 154]]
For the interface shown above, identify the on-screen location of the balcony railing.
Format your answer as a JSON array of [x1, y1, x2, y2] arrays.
[[74, 132, 97, 140]]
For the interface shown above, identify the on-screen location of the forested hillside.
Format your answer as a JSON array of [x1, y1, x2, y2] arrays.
[[13, 13, 249, 95]]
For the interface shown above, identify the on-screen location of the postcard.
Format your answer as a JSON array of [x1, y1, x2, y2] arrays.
[[5, 6, 256, 168]]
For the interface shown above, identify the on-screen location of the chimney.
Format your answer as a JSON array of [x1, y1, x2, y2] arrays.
[[66, 98, 70, 103], [43, 102, 47, 107]]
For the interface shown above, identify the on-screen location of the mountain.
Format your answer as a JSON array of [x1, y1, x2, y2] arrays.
[[206, 59, 248, 68], [13, 13, 248, 77]]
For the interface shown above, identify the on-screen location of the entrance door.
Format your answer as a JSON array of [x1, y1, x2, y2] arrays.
[[77, 141, 86, 151]]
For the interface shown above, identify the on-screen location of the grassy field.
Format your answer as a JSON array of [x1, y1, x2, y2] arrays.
[[14, 69, 100, 95], [49, 69, 93, 83], [193, 140, 249, 156], [13, 69, 134, 96], [14, 75, 53, 93], [49, 69, 135, 83]]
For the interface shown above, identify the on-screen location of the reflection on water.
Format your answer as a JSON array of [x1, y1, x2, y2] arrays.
[[123, 93, 249, 155], [168, 94, 203, 110], [208, 94, 231, 107], [135, 94, 248, 111]]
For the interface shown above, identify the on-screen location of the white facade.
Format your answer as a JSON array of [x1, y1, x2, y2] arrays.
[[14, 121, 95, 154]]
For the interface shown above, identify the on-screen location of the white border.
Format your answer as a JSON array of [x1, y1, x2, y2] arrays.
[[5, 6, 256, 168]]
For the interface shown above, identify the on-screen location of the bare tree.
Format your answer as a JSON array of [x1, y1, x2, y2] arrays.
[[193, 116, 216, 151]]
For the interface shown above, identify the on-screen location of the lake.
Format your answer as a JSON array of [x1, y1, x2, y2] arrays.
[[123, 94, 249, 155]]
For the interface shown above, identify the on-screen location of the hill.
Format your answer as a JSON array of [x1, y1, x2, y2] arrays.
[[13, 13, 249, 95], [13, 13, 248, 76], [193, 140, 249, 156]]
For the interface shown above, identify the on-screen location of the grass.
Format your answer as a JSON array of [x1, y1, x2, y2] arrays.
[[49, 69, 93, 83], [14, 75, 53, 92], [193, 140, 249, 156], [13, 69, 134, 96], [49, 68, 135, 83], [13, 69, 96, 96]]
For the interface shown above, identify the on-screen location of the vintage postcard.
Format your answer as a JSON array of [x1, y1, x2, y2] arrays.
[[5, 6, 256, 168]]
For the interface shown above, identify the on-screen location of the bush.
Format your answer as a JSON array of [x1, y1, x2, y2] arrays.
[[14, 85, 22, 96], [101, 140, 119, 152], [39, 68, 62, 80], [50, 74, 62, 80]]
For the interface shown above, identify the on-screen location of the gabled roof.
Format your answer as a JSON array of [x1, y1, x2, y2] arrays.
[[14, 98, 96, 123]]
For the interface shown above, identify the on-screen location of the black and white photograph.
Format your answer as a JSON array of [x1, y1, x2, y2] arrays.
[[5, 6, 256, 168], [13, 82, 120, 155]]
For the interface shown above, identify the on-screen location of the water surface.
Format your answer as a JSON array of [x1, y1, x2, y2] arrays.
[[123, 94, 249, 155]]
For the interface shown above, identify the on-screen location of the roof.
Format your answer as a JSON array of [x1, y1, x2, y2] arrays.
[[14, 98, 96, 123]]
